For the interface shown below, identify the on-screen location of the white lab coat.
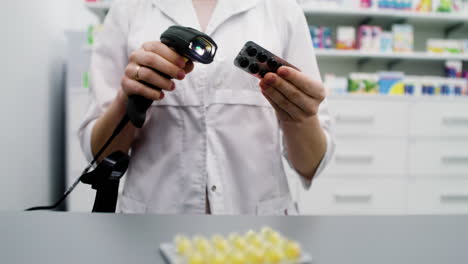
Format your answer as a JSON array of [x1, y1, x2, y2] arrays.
[[79, 0, 335, 215]]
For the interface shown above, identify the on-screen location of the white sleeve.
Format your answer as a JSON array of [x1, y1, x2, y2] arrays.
[[78, 0, 129, 162], [280, 0, 336, 189]]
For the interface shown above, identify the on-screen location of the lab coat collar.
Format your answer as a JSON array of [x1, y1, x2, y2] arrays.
[[153, 0, 260, 35]]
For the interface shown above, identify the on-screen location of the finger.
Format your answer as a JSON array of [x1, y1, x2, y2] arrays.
[[262, 73, 317, 117], [259, 82, 307, 122], [277, 66, 326, 101], [121, 76, 165, 101], [125, 63, 175, 91], [261, 90, 294, 122], [129, 49, 186, 80], [142, 41, 188, 69], [184, 60, 195, 74]]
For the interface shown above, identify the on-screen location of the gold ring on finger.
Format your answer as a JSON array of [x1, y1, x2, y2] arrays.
[[135, 65, 142, 80]]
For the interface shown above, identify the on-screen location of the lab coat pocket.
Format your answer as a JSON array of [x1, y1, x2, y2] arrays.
[[256, 195, 299, 216], [118, 193, 147, 214]]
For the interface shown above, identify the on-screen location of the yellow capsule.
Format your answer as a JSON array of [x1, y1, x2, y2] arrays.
[[260, 227, 274, 238], [192, 235, 204, 244], [244, 230, 257, 240], [193, 236, 212, 255], [209, 251, 227, 264], [211, 234, 224, 243], [267, 231, 283, 246], [174, 235, 186, 243], [175, 237, 192, 256], [187, 252, 204, 264], [232, 237, 247, 250], [176, 239, 192, 256], [265, 247, 285, 264], [212, 236, 230, 253], [284, 241, 302, 261], [245, 248, 265, 264], [248, 235, 265, 250], [227, 250, 246, 264], [228, 232, 241, 242]]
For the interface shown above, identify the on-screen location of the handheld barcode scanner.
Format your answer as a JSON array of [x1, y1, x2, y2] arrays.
[[26, 26, 218, 213], [127, 26, 218, 128]]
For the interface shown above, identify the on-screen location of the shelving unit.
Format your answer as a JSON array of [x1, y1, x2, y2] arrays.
[[315, 49, 468, 61], [302, 5, 468, 72], [302, 6, 468, 40], [315, 49, 468, 69], [299, 4, 468, 215], [302, 6, 468, 24], [85, 2, 468, 31]]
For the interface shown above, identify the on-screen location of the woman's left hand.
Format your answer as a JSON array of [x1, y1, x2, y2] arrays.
[[259, 66, 326, 124]]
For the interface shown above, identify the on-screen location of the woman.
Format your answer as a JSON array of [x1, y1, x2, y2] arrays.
[[79, 0, 335, 215]]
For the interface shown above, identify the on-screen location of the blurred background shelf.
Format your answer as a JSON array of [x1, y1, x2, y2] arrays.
[[302, 6, 468, 23], [84, 2, 468, 30], [302, 6, 468, 35], [315, 49, 468, 61]]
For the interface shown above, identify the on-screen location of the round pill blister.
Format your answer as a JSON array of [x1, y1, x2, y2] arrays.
[[246, 46, 258, 57], [237, 56, 250, 68], [249, 63, 260, 74]]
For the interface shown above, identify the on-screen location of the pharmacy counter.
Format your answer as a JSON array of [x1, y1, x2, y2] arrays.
[[1, 212, 467, 264]]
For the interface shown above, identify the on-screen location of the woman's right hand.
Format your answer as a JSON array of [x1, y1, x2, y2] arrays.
[[121, 41, 195, 101]]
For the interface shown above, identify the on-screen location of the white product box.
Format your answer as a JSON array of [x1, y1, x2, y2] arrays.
[[463, 40, 468, 53]]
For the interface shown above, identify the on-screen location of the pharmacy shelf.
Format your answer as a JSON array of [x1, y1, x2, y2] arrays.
[[328, 94, 468, 102], [315, 49, 468, 62], [302, 6, 468, 24], [85, 2, 468, 28]]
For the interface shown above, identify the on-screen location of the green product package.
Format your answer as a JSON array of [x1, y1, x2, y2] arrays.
[[87, 25, 94, 46], [348, 74, 378, 93], [83, 72, 89, 89]]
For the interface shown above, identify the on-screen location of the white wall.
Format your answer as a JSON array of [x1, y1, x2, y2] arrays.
[[68, 0, 99, 30], [0, 0, 95, 211]]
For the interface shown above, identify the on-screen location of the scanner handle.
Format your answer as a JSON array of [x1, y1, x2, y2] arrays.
[[126, 70, 172, 128]]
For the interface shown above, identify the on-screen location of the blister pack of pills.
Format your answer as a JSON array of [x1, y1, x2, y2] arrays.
[[159, 227, 313, 264], [234, 41, 299, 79]]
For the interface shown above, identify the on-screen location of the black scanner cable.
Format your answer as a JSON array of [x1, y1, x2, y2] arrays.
[[25, 26, 218, 212], [25, 115, 130, 211]]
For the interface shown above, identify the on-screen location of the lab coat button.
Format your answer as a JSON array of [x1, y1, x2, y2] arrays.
[[211, 185, 217, 192]]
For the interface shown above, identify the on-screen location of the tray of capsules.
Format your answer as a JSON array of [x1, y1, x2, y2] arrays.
[[234, 41, 299, 79], [159, 226, 313, 264]]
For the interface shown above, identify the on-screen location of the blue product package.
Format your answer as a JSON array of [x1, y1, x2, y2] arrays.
[[405, 0, 412, 9], [427, 85, 435, 95], [322, 27, 333, 49], [422, 86, 427, 95], [441, 84, 451, 95], [380, 33, 393, 53], [405, 84, 414, 95], [446, 68, 457, 78], [378, 0, 384, 8], [455, 85, 463, 96], [396, 0, 404, 9], [309, 26, 321, 49], [378, 72, 405, 95], [422, 85, 435, 95]]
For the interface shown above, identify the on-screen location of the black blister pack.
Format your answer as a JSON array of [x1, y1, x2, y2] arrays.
[[234, 41, 298, 79]]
